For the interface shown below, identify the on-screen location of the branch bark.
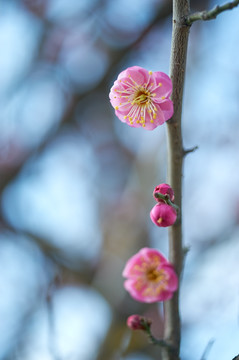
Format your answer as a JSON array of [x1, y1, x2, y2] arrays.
[[162, 0, 191, 359]]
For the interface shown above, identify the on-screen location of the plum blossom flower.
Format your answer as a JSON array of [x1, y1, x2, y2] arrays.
[[109, 66, 173, 130], [123, 247, 178, 303], [150, 203, 177, 227], [153, 183, 175, 203]]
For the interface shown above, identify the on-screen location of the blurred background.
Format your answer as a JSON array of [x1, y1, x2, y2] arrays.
[[0, 0, 239, 359]]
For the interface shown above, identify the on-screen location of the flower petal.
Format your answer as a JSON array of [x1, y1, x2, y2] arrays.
[[152, 72, 173, 98], [123, 250, 149, 278], [124, 278, 149, 302], [161, 264, 178, 291], [157, 99, 174, 121], [128, 280, 169, 303], [118, 66, 148, 85], [155, 289, 174, 301], [139, 247, 168, 265]]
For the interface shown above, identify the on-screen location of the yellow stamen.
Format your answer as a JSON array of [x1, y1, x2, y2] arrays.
[[146, 268, 165, 283], [148, 71, 152, 75]]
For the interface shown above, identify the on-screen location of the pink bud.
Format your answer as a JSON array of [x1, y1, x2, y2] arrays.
[[150, 203, 177, 227], [127, 315, 152, 331], [153, 183, 175, 203]]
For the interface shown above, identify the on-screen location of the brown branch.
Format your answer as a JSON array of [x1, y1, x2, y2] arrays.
[[162, 0, 191, 359], [185, 0, 239, 25]]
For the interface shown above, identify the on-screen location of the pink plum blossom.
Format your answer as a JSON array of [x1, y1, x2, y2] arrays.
[[150, 203, 177, 227], [127, 314, 152, 331], [109, 66, 173, 130], [123, 247, 178, 303], [153, 183, 175, 203]]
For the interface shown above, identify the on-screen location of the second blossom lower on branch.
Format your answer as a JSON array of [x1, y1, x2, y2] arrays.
[[123, 247, 178, 303]]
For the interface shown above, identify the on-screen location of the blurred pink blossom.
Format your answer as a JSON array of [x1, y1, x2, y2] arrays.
[[123, 248, 178, 303], [153, 183, 175, 203], [109, 66, 173, 130], [150, 203, 177, 227]]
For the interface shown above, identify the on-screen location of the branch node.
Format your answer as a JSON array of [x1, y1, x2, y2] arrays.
[[183, 246, 190, 257]]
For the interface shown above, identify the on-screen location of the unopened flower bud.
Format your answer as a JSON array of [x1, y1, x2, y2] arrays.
[[127, 314, 152, 331], [150, 203, 177, 227], [153, 183, 175, 203]]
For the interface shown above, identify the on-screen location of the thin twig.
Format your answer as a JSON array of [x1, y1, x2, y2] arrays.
[[200, 339, 214, 360], [185, 0, 239, 25], [144, 324, 176, 354], [46, 276, 63, 360], [183, 145, 198, 156]]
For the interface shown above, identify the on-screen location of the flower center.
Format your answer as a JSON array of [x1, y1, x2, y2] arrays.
[[132, 89, 150, 105], [146, 268, 164, 282]]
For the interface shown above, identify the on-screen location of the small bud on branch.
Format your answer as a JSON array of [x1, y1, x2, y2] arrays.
[[127, 315, 152, 331], [127, 314, 176, 353]]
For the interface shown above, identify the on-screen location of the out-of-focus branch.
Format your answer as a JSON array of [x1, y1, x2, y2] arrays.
[[185, 0, 239, 25], [200, 339, 214, 360]]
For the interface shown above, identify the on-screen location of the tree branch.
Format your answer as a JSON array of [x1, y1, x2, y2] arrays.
[[162, 0, 191, 359], [200, 339, 214, 360], [185, 0, 239, 25]]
